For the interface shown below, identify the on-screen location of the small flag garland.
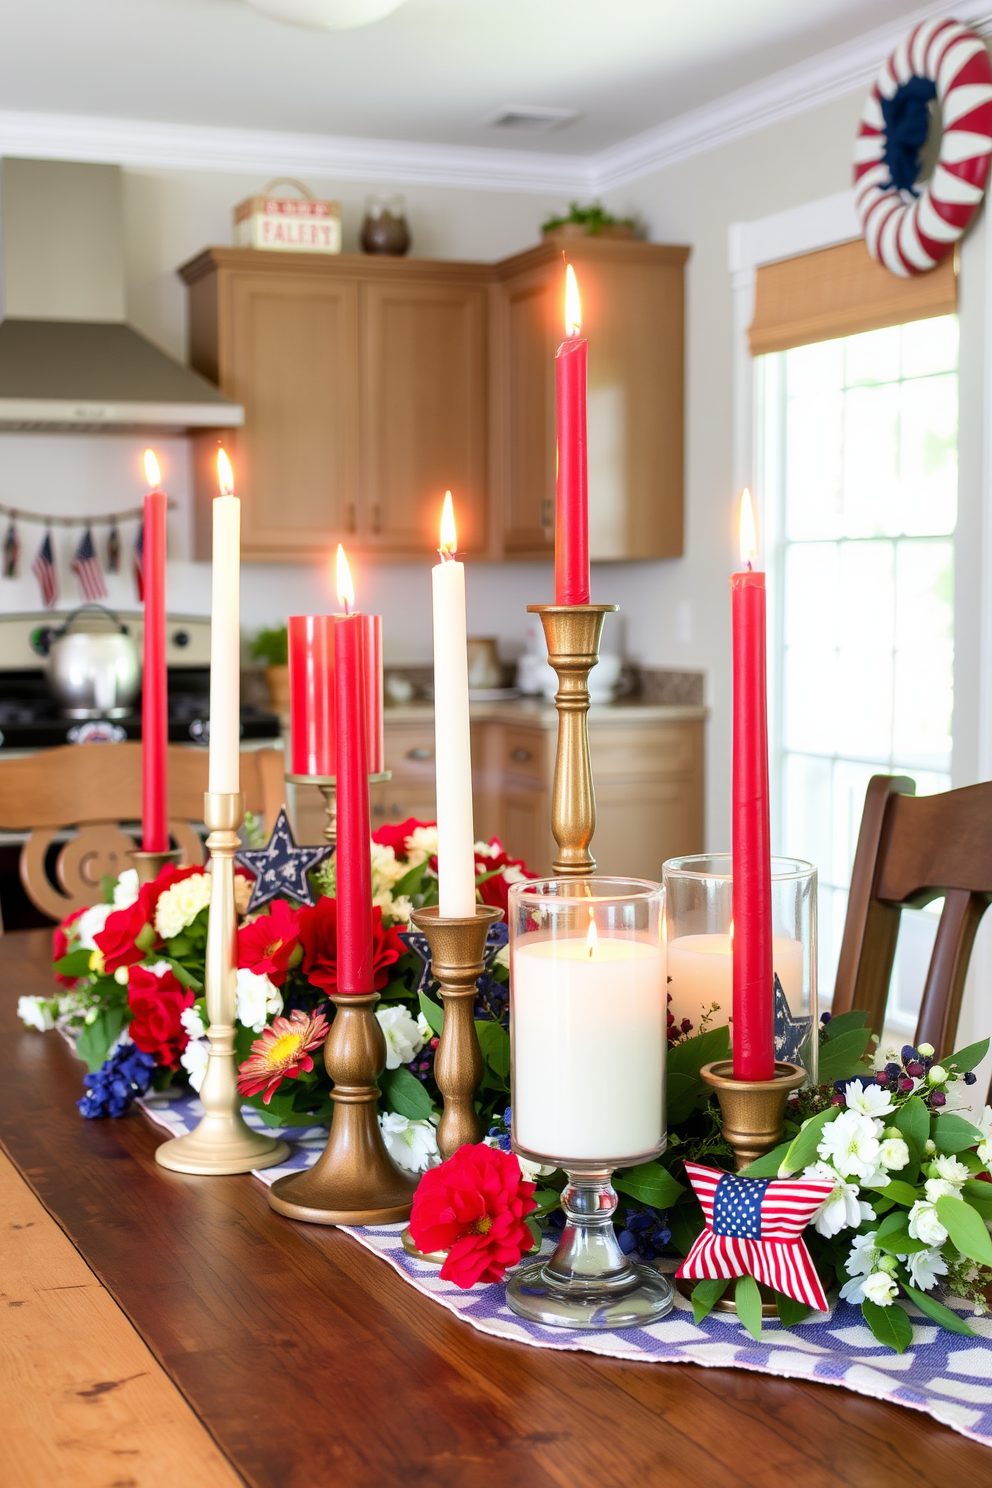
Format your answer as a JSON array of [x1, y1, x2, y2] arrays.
[[72, 527, 108, 602], [133, 518, 145, 602], [0, 497, 172, 606], [3, 521, 19, 578], [32, 531, 59, 609], [676, 1161, 834, 1312]]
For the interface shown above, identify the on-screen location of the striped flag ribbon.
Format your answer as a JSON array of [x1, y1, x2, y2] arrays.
[[71, 527, 108, 602], [676, 1161, 834, 1312]]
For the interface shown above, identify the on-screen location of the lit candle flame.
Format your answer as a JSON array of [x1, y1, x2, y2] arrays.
[[336, 543, 355, 613], [439, 490, 457, 559], [586, 909, 598, 959], [217, 448, 235, 499], [564, 264, 582, 338], [143, 449, 161, 488], [738, 488, 757, 570]]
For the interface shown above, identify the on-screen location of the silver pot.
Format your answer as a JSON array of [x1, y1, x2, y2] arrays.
[[47, 604, 141, 718]]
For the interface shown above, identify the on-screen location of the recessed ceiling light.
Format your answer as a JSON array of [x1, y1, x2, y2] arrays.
[[487, 106, 580, 132], [245, 0, 406, 30]]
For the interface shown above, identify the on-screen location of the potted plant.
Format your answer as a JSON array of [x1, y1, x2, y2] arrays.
[[541, 202, 638, 240], [250, 625, 289, 713]]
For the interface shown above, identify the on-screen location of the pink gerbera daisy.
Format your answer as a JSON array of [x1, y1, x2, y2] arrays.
[[237, 1009, 329, 1104]]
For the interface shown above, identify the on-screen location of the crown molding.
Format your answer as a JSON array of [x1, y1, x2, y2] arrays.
[[1, 1, 991, 198]]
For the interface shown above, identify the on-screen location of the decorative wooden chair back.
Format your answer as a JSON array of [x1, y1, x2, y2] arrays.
[[832, 774, 992, 1056], [0, 743, 286, 928]]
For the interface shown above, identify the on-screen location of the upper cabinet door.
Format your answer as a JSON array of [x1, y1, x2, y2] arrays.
[[501, 266, 556, 557], [227, 270, 360, 558], [362, 278, 488, 555]]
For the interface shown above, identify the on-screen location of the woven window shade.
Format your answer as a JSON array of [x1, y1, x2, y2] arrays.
[[748, 238, 957, 357]]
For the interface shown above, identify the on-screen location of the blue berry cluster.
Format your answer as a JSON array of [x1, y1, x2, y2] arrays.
[[618, 1207, 672, 1262], [77, 1043, 157, 1119], [408, 1034, 438, 1085], [474, 972, 509, 1024], [487, 1106, 513, 1152], [831, 1040, 976, 1111]]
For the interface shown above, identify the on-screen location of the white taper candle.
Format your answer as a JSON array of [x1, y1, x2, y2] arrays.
[[431, 492, 476, 918], [208, 451, 241, 794]]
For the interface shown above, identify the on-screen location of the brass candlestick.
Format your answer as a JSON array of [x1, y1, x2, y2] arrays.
[[409, 904, 503, 1158], [267, 992, 417, 1224], [285, 772, 391, 847], [155, 792, 290, 1176], [128, 846, 183, 884], [528, 603, 618, 876]]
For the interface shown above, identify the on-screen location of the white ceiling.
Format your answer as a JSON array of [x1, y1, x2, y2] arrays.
[[0, 0, 963, 157]]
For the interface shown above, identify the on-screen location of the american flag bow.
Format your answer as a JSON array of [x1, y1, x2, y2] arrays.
[[676, 1162, 835, 1312], [32, 529, 59, 608], [72, 526, 108, 601]]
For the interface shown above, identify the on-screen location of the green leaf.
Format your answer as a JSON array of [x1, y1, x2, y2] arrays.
[[735, 1275, 763, 1342], [895, 1095, 929, 1161], [962, 1179, 992, 1221], [100, 872, 118, 904], [665, 1072, 701, 1126], [418, 992, 444, 1036], [932, 1114, 984, 1155], [668, 1200, 704, 1258], [874, 1224, 927, 1256], [525, 1216, 542, 1250], [613, 1161, 685, 1208], [160, 957, 203, 992], [903, 1283, 976, 1335], [946, 1038, 990, 1074], [861, 1299, 913, 1353], [781, 1106, 841, 1175], [775, 1293, 811, 1328], [378, 1066, 434, 1120], [666, 1024, 731, 1080], [53, 947, 96, 978], [739, 1141, 793, 1177], [475, 1020, 511, 1083], [864, 1178, 920, 1207], [75, 1006, 126, 1073], [690, 1277, 728, 1324], [816, 1028, 873, 1086], [531, 1186, 563, 1218], [821, 1010, 868, 1039], [936, 1194, 992, 1267]]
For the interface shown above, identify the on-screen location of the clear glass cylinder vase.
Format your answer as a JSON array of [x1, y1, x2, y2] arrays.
[[662, 853, 818, 1084]]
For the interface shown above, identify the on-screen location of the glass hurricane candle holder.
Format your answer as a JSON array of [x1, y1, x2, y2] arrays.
[[507, 877, 674, 1330], [663, 854, 818, 1084]]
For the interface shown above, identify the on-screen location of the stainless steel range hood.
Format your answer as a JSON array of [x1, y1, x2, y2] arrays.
[[0, 158, 243, 432]]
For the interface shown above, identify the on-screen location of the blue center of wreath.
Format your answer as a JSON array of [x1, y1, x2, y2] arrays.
[[881, 75, 937, 194]]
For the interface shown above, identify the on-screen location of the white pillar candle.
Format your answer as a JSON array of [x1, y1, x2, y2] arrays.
[[208, 453, 241, 795], [431, 492, 476, 917], [667, 933, 804, 1033], [512, 936, 666, 1162]]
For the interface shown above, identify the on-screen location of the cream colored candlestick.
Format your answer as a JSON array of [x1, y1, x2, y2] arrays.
[[432, 494, 476, 917], [155, 791, 289, 1175], [208, 458, 241, 795]]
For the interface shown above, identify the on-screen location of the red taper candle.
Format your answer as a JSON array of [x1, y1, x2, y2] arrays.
[[731, 489, 774, 1080], [333, 547, 375, 995], [141, 449, 169, 853], [554, 264, 590, 606]]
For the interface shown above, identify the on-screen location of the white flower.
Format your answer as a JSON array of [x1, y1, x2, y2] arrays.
[[416, 1011, 433, 1042], [474, 839, 498, 859], [818, 1110, 882, 1180], [843, 1081, 895, 1120], [862, 1271, 899, 1307], [939, 1076, 972, 1112], [838, 1231, 879, 1303], [924, 1177, 960, 1204], [878, 1137, 910, 1171], [931, 1154, 969, 1185], [234, 969, 283, 1033], [180, 1005, 206, 1042], [155, 873, 212, 940], [515, 1153, 554, 1183], [234, 874, 253, 917], [803, 1161, 864, 1237], [388, 895, 414, 925], [17, 995, 55, 1032], [908, 1200, 948, 1246], [906, 1247, 949, 1292], [75, 901, 114, 949], [977, 1106, 992, 1144], [379, 1112, 439, 1172], [180, 1038, 209, 1093], [873, 1046, 902, 1072], [113, 966, 129, 986], [143, 959, 174, 977], [917, 1042, 935, 1058], [979, 1140, 992, 1168], [928, 1065, 948, 1085], [404, 825, 438, 867], [493, 941, 510, 970], [376, 1005, 424, 1069], [371, 841, 406, 889], [113, 868, 140, 908]]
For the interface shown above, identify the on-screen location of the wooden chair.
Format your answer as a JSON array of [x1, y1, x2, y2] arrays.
[[831, 774, 992, 1055], [0, 743, 286, 928]]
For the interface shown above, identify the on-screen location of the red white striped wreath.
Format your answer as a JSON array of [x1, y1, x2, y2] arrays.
[[854, 17, 992, 276]]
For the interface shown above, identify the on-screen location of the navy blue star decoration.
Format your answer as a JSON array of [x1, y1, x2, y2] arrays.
[[400, 918, 509, 1000], [234, 806, 333, 912], [773, 971, 813, 1066]]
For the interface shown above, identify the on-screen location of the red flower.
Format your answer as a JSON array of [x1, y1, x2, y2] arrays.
[[474, 839, 533, 915], [126, 965, 194, 1069], [237, 898, 303, 987], [409, 1144, 536, 1288], [94, 883, 160, 973], [237, 1008, 329, 1104], [53, 907, 87, 986], [298, 896, 406, 997], [371, 817, 429, 858]]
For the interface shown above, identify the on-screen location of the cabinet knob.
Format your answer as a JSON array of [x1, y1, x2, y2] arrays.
[[406, 746, 433, 761], [511, 747, 533, 763]]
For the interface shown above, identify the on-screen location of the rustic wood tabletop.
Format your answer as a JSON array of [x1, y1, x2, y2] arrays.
[[1, 927, 986, 1488]]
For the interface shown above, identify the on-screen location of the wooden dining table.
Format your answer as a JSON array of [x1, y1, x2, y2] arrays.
[[2, 926, 988, 1488]]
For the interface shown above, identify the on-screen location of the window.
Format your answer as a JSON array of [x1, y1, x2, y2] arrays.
[[758, 316, 958, 1028]]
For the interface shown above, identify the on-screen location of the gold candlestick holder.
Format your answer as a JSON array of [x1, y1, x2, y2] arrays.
[[128, 846, 183, 883], [267, 992, 417, 1224], [285, 772, 391, 847], [409, 904, 503, 1158], [155, 792, 290, 1176], [527, 603, 618, 876]]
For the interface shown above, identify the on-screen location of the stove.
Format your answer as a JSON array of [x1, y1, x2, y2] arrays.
[[0, 611, 281, 751]]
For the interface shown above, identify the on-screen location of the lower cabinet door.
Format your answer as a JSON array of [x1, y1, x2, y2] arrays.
[[593, 779, 702, 881], [500, 782, 553, 877]]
